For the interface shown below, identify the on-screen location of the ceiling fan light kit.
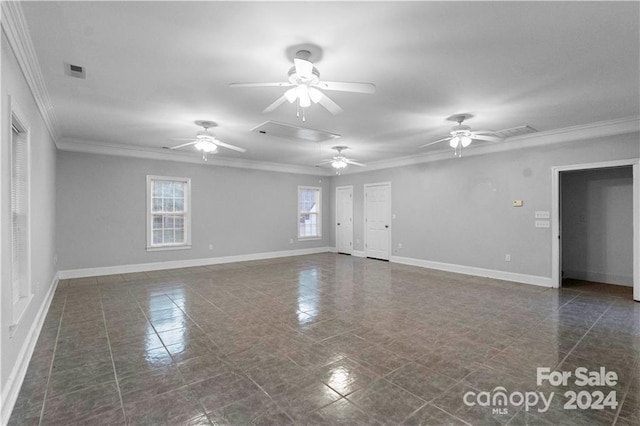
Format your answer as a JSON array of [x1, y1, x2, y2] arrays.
[[316, 146, 366, 175], [230, 48, 376, 121], [165, 120, 246, 161], [420, 113, 507, 157]]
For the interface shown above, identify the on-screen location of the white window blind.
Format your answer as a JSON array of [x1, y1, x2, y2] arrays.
[[298, 186, 321, 239], [10, 123, 31, 320], [147, 176, 191, 250]]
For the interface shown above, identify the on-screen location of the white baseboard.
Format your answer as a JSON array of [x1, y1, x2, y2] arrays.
[[563, 269, 633, 287], [390, 256, 553, 288], [58, 247, 332, 279], [1, 273, 59, 425], [328, 247, 338, 253], [352, 250, 365, 258]]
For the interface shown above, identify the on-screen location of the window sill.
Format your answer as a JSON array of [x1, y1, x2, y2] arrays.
[[146, 245, 192, 252], [298, 237, 322, 242], [10, 293, 34, 337]]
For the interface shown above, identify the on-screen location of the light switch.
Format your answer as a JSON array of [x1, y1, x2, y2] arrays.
[[535, 220, 550, 228], [535, 211, 550, 219]]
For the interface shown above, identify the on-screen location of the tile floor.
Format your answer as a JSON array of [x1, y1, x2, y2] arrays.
[[8, 253, 640, 425]]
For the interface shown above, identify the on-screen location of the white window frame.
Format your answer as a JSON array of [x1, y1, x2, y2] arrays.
[[146, 175, 192, 251], [9, 96, 33, 331], [298, 186, 322, 240]]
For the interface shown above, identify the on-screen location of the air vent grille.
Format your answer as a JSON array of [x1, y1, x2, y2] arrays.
[[251, 121, 340, 143], [493, 125, 537, 139], [64, 62, 86, 79]]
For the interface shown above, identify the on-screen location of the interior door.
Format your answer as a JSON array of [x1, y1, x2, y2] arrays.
[[336, 186, 353, 254], [365, 183, 390, 260]]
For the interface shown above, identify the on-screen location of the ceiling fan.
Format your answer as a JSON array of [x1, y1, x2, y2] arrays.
[[316, 146, 366, 175], [420, 114, 504, 157], [230, 49, 376, 121], [164, 120, 246, 161]]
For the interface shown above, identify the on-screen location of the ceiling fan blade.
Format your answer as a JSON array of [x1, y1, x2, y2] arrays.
[[473, 135, 503, 143], [472, 129, 496, 135], [317, 93, 344, 115], [215, 140, 247, 153], [263, 95, 288, 113], [294, 58, 313, 78], [315, 81, 376, 94], [315, 160, 334, 166], [419, 137, 451, 148], [345, 159, 366, 167], [166, 141, 198, 150], [229, 82, 293, 88]]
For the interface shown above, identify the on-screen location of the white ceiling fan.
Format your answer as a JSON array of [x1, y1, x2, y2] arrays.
[[420, 114, 504, 157], [230, 49, 376, 121], [316, 146, 366, 175], [164, 120, 246, 161]]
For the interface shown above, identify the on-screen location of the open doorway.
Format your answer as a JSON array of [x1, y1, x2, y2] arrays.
[[552, 159, 640, 301], [561, 166, 633, 296]]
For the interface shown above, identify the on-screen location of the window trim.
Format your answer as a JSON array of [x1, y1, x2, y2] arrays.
[[297, 185, 322, 240], [8, 96, 33, 332], [146, 175, 192, 251]]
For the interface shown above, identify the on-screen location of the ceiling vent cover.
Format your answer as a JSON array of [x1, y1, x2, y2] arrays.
[[64, 62, 86, 79], [493, 125, 537, 139], [251, 121, 340, 143]]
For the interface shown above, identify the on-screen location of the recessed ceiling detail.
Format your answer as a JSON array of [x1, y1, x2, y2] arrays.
[[251, 121, 341, 143]]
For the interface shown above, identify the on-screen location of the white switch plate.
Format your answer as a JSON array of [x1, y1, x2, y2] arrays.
[[535, 220, 550, 228], [535, 211, 550, 219]]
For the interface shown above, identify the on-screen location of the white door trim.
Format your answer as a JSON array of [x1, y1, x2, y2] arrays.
[[336, 185, 353, 255], [551, 158, 640, 301], [364, 182, 392, 260]]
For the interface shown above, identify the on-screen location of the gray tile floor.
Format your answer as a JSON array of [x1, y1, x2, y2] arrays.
[[8, 253, 640, 425]]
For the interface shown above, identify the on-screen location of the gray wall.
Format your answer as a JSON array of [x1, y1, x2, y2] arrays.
[[562, 167, 634, 286], [330, 133, 639, 278], [56, 152, 331, 270], [1, 32, 58, 417]]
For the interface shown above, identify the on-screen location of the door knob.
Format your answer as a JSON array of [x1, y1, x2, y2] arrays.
[[337, 222, 341, 226], [385, 225, 389, 228]]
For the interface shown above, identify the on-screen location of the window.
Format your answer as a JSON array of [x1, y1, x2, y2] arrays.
[[298, 186, 321, 239], [147, 176, 191, 251], [10, 111, 33, 328]]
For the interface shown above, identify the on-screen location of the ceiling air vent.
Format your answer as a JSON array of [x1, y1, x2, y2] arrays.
[[251, 121, 340, 143], [64, 62, 86, 79], [493, 125, 537, 139]]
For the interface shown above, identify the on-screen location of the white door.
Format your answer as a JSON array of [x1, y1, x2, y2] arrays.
[[365, 183, 391, 260], [336, 186, 353, 254]]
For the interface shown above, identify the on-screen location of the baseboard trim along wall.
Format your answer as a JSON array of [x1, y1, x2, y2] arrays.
[[390, 255, 554, 288], [352, 250, 366, 258], [58, 247, 333, 279], [1, 274, 59, 426]]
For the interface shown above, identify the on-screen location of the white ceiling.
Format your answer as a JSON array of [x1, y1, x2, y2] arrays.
[[18, 1, 640, 170]]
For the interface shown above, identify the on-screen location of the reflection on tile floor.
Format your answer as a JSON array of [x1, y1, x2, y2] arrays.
[[8, 254, 640, 425]]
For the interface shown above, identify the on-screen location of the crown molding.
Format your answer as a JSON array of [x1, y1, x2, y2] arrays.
[[57, 138, 333, 176], [1, 0, 60, 144], [342, 115, 640, 174]]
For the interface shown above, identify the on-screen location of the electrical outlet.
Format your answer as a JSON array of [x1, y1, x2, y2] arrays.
[[289, 238, 293, 244], [398, 243, 402, 249], [505, 254, 511, 262], [208, 244, 213, 250]]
